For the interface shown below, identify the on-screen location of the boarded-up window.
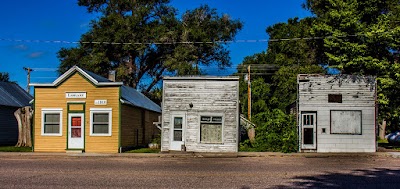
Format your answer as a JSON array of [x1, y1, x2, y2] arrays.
[[330, 110, 362, 134], [200, 116, 222, 143], [328, 94, 342, 103]]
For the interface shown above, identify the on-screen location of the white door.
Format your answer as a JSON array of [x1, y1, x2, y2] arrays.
[[68, 113, 84, 149], [301, 113, 317, 150], [170, 114, 185, 151]]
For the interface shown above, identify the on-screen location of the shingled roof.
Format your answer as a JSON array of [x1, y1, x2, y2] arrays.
[[0, 82, 33, 107]]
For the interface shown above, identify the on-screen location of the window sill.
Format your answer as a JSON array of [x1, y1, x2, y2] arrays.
[[41, 134, 62, 136], [89, 134, 112, 137], [200, 142, 224, 145]]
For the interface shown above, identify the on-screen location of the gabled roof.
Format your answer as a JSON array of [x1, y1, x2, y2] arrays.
[[29, 65, 160, 113], [0, 82, 33, 107], [30, 65, 123, 87], [120, 86, 161, 113]]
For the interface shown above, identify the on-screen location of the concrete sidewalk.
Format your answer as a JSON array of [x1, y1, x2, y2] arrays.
[[1, 151, 400, 158]]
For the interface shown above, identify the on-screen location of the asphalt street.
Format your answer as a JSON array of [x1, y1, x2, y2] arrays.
[[0, 154, 399, 188]]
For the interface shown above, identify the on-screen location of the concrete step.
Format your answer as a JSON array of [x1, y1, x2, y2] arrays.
[[66, 150, 83, 154]]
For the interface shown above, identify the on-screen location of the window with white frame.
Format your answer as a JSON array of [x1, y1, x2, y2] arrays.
[[41, 109, 62, 136], [200, 116, 223, 143], [90, 108, 112, 136]]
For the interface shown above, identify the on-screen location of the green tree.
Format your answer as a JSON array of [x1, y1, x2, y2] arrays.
[[58, 0, 242, 93], [238, 17, 325, 116], [237, 18, 325, 152], [252, 109, 297, 153], [305, 0, 400, 133]]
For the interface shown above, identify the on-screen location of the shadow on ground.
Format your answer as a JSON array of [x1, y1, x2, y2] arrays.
[[273, 168, 400, 189]]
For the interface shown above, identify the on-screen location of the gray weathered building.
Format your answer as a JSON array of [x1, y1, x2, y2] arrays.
[[0, 82, 33, 146], [297, 74, 376, 152], [161, 76, 239, 153]]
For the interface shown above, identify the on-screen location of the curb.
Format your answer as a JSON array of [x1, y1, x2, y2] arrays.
[[0, 152, 398, 158]]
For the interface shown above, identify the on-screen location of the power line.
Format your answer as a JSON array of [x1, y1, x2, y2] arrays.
[[0, 30, 396, 45], [29, 64, 279, 72], [30, 68, 58, 71]]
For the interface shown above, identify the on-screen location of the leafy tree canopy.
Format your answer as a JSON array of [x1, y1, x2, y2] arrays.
[[0, 72, 10, 82], [238, 0, 400, 150], [305, 0, 400, 130], [58, 0, 242, 93]]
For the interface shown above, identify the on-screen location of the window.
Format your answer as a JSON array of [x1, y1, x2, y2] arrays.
[[330, 110, 362, 135], [303, 114, 314, 126], [328, 94, 342, 103], [90, 108, 112, 136], [200, 116, 223, 143], [41, 109, 62, 136], [173, 117, 183, 141]]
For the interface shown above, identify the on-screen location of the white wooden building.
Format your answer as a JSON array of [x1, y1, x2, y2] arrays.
[[297, 74, 377, 152], [161, 76, 239, 153]]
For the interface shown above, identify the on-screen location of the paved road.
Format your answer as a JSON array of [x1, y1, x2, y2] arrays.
[[0, 155, 399, 188]]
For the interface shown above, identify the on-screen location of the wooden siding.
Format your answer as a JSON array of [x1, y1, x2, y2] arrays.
[[298, 75, 376, 152], [162, 79, 239, 153], [121, 104, 161, 148], [69, 104, 84, 111], [120, 105, 141, 147], [0, 106, 19, 146], [34, 73, 120, 153], [146, 110, 161, 143]]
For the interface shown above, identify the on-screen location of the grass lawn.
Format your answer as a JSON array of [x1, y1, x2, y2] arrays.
[[0, 146, 32, 152], [125, 148, 160, 153]]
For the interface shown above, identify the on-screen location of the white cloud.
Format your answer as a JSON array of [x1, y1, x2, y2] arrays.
[[13, 44, 28, 50], [27, 52, 45, 58]]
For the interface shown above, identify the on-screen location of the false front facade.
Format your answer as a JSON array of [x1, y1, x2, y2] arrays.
[[31, 66, 161, 153], [161, 76, 239, 153], [298, 74, 376, 152]]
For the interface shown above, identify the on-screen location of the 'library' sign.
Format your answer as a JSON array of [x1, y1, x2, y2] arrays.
[[66, 92, 87, 99]]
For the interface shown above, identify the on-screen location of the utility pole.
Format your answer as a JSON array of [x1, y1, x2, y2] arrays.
[[247, 65, 251, 121], [23, 67, 33, 93]]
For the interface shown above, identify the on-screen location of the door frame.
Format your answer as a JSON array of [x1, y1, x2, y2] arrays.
[[67, 113, 85, 149], [300, 111, 317, 150], [169, 113, 186, 151]]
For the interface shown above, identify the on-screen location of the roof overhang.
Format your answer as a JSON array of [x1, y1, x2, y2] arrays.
[[163, 76, 239, 81], [30, 66, 123, 87]]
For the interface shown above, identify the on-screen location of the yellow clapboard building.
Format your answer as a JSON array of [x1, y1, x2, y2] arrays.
[[30, 66, 161, 153]]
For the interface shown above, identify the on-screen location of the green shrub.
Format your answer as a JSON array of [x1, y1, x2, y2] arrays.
[[252, 109, 298, 153], [239, 139, 258, 152], [151, 134, 161, 145], [125, 148, 160, 153]]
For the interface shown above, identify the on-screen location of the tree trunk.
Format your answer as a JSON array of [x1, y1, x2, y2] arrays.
[[14, 108, 23, 147], [25, 106, 33, 147], [379, 119, 387, 140], [14, 106, 33, 147]]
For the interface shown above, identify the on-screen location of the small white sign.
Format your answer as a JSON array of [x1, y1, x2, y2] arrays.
[[94, 100, 107, 105], [66, 92, 87, 99]]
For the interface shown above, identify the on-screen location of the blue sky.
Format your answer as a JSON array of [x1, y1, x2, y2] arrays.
[[0, 0, 311, 92]]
